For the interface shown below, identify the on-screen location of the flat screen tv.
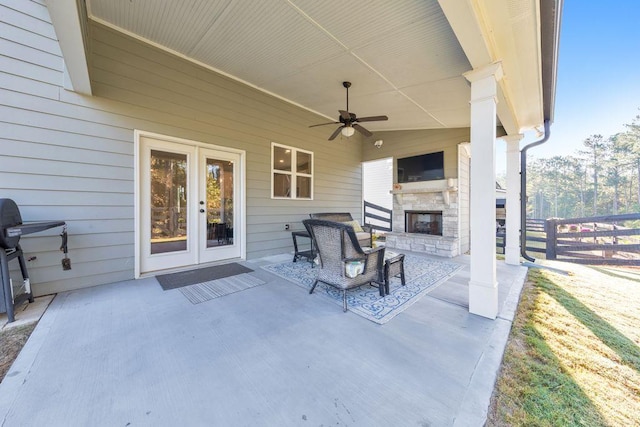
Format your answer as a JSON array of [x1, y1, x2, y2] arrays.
[[397, 151, 444, 183]]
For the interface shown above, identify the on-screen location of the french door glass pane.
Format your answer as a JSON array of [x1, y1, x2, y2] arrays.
[[206, 158, 234, 248], [150, 150, 188, 254]]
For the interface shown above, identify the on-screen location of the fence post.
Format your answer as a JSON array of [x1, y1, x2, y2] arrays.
[[545, 218, 557, 260]]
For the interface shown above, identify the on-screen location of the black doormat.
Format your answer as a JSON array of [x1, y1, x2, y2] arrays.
[[156, 263, 253, 291]]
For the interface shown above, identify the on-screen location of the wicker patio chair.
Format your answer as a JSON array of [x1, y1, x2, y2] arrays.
[[302, 219, 385, 312], [309, 213, 372, 247]]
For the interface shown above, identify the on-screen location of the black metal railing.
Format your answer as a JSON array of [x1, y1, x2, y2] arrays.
[[363, 201, 392, 232]]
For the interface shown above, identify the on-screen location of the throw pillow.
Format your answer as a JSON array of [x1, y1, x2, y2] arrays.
[[342, 220, 364, 233]]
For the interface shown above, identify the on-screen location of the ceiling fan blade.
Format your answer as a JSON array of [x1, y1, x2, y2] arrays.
[[353, 123, 372, 137], [328, 126, 343, 141], [309, 121, 340, 128], [355, 115, 388, 123], [339, 110, 351, 121]]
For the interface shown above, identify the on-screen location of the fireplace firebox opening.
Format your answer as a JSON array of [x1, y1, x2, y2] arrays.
[[405, 211, 443, 235]]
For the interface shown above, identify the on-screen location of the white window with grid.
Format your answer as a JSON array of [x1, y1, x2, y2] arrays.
[[271, 142, 313, 200]]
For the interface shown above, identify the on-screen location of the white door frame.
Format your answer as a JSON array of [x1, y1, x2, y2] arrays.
[[134, 130, 246, 278]]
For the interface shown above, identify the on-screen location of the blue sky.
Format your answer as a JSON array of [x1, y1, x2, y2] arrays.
[[531, 0, 640, 158]]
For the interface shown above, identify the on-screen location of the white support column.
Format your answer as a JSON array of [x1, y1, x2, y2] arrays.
[[463, 62, 503, 319], [503, 134, 524, 265]]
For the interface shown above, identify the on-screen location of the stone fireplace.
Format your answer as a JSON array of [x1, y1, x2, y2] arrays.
[[405, 211, 442, 235], [385, 179, 461, 257]]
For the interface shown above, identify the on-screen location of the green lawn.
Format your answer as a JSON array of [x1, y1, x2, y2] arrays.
[[0, 323, 36, 382], [487, 262, 640, 426]]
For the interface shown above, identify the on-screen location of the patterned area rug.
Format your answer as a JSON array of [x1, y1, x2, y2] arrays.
[[262, 254, 464, 324], [178, 274, 265, 304]]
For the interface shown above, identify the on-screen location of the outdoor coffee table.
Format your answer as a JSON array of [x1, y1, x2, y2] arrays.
[[382, 252, 406, 296]]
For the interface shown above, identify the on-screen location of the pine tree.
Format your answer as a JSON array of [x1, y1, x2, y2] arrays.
[[580, 135, 606, 215]]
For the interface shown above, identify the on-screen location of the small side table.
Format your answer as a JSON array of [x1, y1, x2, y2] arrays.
[[292, 231, 316, 265], [383, 253, 406, 295]]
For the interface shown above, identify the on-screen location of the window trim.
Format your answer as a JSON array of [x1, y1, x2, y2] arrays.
[[271, 142, 314, 200]]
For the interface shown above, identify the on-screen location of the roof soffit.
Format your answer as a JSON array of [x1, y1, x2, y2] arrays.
[[437, 0, 544, 134]]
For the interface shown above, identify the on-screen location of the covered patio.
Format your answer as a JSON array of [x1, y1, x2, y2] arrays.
[[0, 0, 559, 422], [0, 252, 526, 426], [18, 0, 562, 320]]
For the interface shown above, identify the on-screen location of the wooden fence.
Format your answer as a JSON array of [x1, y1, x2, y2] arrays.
[[545, 213, 640, 265], [497, 214, 640, 265], [526, 218, 545, 233], [496, 219, 546, 255]]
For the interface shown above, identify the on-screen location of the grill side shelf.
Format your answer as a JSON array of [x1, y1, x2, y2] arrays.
[[6, 221, 66, 237]]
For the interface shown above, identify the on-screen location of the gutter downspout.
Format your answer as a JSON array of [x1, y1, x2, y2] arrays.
[[520, 120, 551, 262]]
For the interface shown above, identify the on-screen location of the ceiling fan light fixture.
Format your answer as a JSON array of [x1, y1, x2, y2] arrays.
[[341, 126, 355, 137], [309, 82, 388, 140]]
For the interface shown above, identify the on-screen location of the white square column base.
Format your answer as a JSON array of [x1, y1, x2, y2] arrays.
[[505, 245, 521, 265], [469, 280, 498, 319]]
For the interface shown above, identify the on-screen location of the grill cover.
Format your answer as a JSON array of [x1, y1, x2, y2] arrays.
[[0, 198, 22, 249]]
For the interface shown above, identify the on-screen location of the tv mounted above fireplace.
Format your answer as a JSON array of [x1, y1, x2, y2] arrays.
[[396, 151, 444, 183]]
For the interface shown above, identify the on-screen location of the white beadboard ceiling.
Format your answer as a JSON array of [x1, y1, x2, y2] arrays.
[[86, 0, 543, 133]]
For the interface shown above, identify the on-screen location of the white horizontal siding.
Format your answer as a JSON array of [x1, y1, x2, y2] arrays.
[[0, 172, 131, 193], [2, 0, 52, 23], [0, 20, 61, 57], [24, 231, 132, 249], [1, 2, 365, 295], [363, 158, 393, 209], [0, 3, 58, 40], [0, 155, 131, 179], [1, 189, 132, 207], [0, 53, 61, 85], [0, 103, 133, 142], [0, 37, 61, 70], [0, 121, 133, 154], [0, 70, 59, 98], [0, 138, 132, 167], [1, 0, 138, 297]]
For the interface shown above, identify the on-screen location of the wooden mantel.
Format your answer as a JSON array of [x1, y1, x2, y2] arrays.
[[390, 179, 458, 205]]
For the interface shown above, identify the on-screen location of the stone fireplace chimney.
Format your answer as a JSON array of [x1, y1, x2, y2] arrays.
[[385, 179, 460, 257]]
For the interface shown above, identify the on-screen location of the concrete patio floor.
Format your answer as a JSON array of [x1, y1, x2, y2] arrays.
[[0, 252, 527, 426]]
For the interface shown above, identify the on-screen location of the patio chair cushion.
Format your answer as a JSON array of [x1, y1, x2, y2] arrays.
[[342, 220, 364, 233], [309, 213, 372, 247]]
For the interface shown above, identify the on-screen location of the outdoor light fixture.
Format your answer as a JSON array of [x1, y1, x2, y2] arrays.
[[341, 126, 355, 137], [374, 139, 383, 148], [534, 126, 544, 138]]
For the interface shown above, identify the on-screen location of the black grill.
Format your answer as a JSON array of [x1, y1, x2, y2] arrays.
[[0, 198, 67, 323]]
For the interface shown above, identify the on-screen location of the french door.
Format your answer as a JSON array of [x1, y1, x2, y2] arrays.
[[138, 135, 242, 275]]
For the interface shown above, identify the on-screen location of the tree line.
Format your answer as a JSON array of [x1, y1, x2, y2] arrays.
[[526, 112, 640, 220]]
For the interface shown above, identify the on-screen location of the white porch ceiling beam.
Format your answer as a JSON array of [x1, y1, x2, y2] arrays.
[[437, 0, 520, 135], [45, 0, 92, 95]]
